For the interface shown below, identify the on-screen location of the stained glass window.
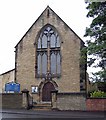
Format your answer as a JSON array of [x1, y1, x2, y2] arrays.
[[36, 25, 61, 78]]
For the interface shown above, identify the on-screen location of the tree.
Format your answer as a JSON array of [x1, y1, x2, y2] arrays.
[[84, 2, 106, 82]]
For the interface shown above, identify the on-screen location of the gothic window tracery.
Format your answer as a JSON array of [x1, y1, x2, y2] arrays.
[[36, 25, 61, 78]]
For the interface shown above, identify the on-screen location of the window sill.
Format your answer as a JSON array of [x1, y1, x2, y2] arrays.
[[35, 74, 61, 79]]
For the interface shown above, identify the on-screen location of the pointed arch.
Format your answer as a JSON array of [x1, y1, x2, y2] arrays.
[[35, 24, 61, 78], [38, 80, 58, 102]]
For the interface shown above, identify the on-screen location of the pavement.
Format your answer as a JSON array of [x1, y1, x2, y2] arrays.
[[0, 109, 106, 120]]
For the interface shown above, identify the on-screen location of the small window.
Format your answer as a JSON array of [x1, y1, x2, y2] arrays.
[[38, 38, 41, 48], [42, 52, 47, 74], [51, 52, 56, 74], [37, 54, 41, 74], [57, 52, 61, 74], [56, 36, 60, 47], [42, 35, 47, 48], [50, 34, 56, 48]]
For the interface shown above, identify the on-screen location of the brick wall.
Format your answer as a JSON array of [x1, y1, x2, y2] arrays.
[[1, 93, 22, 109], [56, 92, 86, 110], [86, 98, 106, 111]]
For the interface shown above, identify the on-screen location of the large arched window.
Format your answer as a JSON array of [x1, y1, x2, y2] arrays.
[[36, 25, 61, 78]]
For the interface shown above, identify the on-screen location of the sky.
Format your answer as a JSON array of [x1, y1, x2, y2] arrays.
[[0, 0, 93, 75]]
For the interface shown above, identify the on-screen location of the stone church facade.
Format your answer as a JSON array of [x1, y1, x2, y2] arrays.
[[1, 6, 87, 110], [15, 6, 86, 103]]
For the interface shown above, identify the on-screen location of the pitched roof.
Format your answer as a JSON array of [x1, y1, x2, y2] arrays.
[[0, 69, 15, 76], [15, 6, 84, 48]]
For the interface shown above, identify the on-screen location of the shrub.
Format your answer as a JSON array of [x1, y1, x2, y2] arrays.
[[90, 90, 106, 98]]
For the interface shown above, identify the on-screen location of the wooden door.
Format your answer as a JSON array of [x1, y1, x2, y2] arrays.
[[42, 82, 55, 102]]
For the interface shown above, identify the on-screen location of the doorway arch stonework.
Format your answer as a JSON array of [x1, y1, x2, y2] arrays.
[[39, 80, 58, 102]]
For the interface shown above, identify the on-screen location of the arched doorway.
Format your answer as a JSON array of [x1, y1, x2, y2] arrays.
[[42, 82, 55, 102]]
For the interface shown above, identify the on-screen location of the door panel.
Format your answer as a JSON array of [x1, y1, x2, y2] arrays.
[[42, 82, 55, 101]]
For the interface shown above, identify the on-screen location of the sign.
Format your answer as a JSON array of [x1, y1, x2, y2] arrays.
[[5, 82, 20, 93]]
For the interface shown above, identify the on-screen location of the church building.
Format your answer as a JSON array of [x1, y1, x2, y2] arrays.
[[1, 6, 87, 110]]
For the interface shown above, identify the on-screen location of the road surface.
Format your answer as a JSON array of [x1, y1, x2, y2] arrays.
[[1, 109, 106, 120]]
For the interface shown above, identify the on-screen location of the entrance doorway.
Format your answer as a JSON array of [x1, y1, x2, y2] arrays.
[[42, 82, 55, 102]]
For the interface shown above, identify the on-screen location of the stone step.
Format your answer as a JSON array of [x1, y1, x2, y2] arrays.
[[32, 103, 52, 111], [32, 107, 52, 111]]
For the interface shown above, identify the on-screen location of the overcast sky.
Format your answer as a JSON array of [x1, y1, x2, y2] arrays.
[[0, 0, 92, 75]]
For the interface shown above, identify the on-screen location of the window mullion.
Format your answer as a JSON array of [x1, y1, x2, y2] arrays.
[[41, 53, 43, 76], [47, 37, 50, 73], [56, 52, 57, 75], [55, 34, 57, 48]]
